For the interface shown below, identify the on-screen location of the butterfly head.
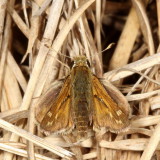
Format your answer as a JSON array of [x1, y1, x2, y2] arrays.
[[73, 56, 89, 67]]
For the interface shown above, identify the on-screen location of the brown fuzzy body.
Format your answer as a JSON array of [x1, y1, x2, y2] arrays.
[[71, 61, 93, 139]]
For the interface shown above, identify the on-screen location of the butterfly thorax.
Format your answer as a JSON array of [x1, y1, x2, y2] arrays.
[[71, 59, 92, 140]]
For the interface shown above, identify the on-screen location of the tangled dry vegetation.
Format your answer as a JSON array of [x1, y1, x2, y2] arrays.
[[0, 0, 160, 160]]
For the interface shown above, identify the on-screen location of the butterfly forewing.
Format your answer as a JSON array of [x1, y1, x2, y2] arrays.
[[36, 80, 64, 123], [36, 76, 74, 133], [92, 75, 129, 132]]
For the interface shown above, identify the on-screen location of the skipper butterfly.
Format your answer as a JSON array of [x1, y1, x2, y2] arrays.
[[36, 56, 130, 140]]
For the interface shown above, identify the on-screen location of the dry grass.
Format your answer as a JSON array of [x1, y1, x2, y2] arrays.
[[0, 0, 160, 160]]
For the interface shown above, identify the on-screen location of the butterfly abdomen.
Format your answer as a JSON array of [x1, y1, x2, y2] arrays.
[[73, 101, 90, 139], [71, 65, 92, 140]]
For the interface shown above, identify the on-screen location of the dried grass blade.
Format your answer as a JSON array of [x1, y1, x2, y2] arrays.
[[140, 122, 160, 160], [0, 142, 57, 160], [132, 0, 155, 55], [126, 89, 160, 101], [100, 138, 149, 151], [131, 115, 160, 128], [7, 51, 27, 92], [104, 53, 160, 82], [0, 119, 74, 159]]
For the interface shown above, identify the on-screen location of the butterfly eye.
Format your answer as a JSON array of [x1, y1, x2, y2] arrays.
[[86, 60, 91, 67], [70, 60, 74, 68]]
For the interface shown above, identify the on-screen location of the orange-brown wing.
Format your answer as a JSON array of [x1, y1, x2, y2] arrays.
[[92, 76, 129, 132], [36, 76, 74, 134]]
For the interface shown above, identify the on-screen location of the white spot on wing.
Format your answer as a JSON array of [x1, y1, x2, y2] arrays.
[[116, 110, 122, 116], [47, 112, 52, 117], [109, 112, 113, 118], [115, 120, 122, 124], [47, 121, 53, 126]]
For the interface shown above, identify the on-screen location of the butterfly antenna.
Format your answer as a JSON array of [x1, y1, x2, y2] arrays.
[[47, 46, 71, 71]]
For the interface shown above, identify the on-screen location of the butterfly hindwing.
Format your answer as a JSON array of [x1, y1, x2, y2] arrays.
[[92, 75, 129, 132]]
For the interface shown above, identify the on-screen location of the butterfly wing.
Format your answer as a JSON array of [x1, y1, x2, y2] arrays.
[[92, 76, 130, 132], [36, 76, 74, 134]]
